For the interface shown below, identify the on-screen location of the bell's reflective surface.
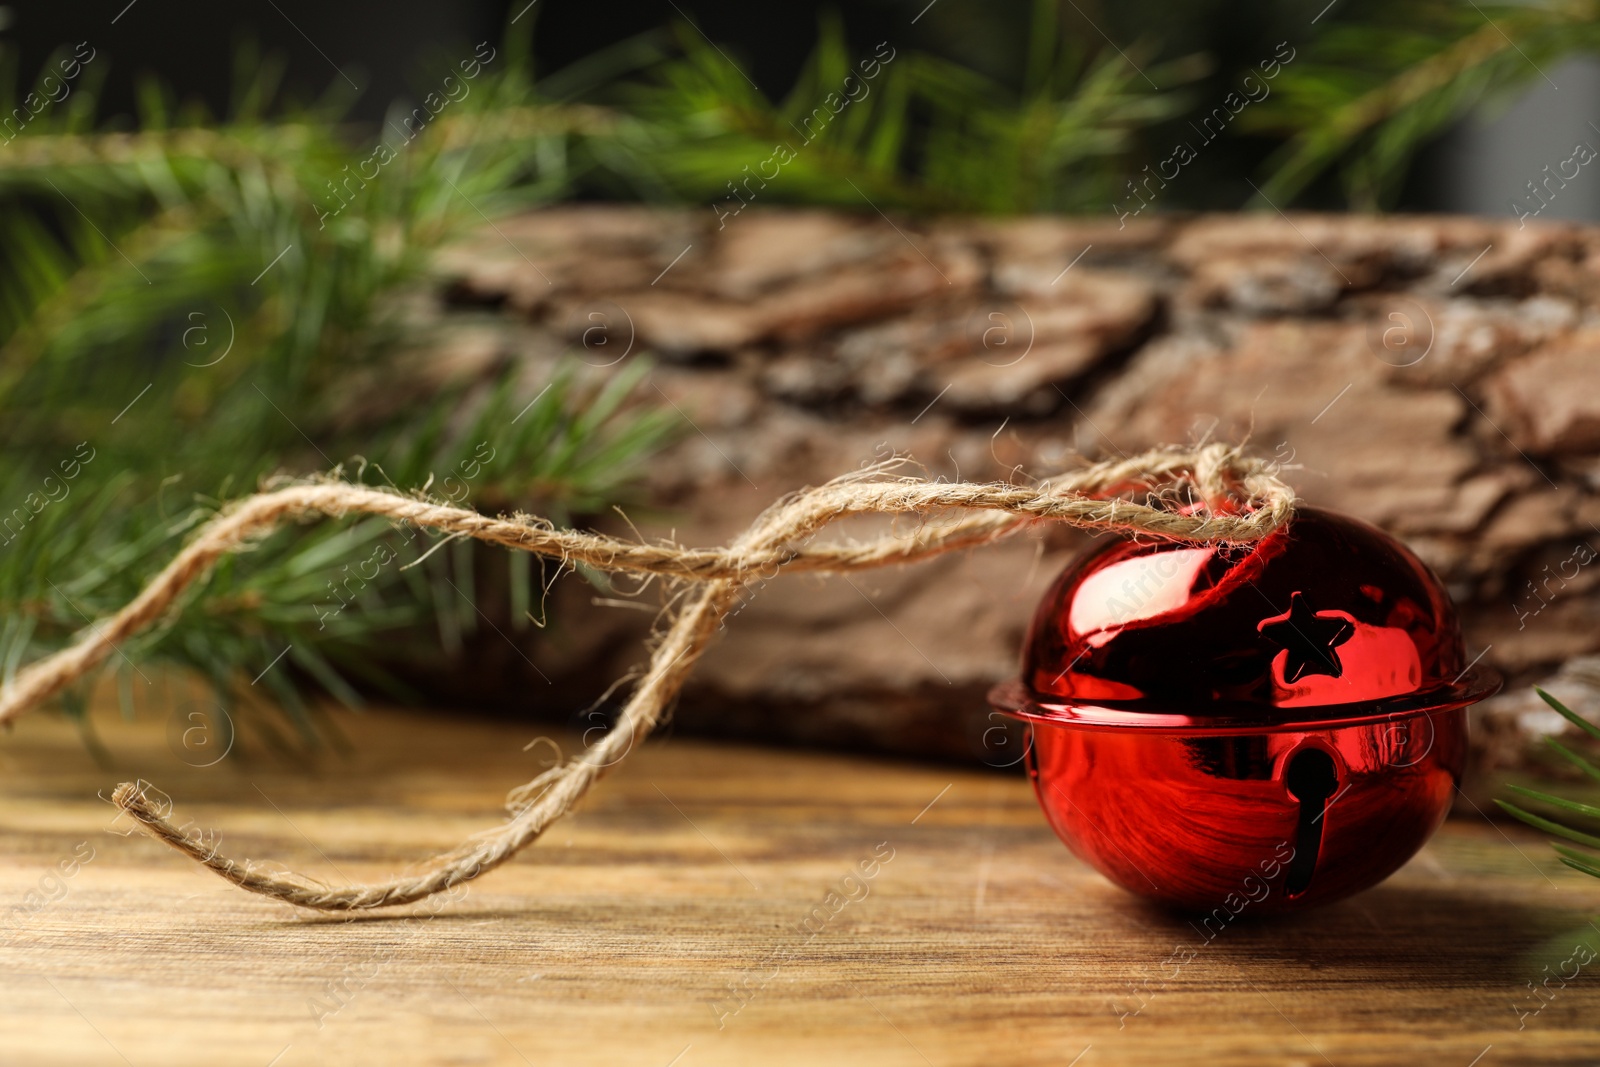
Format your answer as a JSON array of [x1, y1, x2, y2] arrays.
[[989, 506, 1498, 913]]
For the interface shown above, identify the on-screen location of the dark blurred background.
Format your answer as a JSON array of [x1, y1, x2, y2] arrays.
[[5, 0, 1597, 221]]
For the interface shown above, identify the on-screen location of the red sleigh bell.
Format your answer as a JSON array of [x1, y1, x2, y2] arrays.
[[989, 506, 1499, 913]]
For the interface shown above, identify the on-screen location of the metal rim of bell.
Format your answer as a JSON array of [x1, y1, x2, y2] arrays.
[[988, 662, 1501, 734]]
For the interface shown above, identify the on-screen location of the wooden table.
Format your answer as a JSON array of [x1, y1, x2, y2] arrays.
[[0, 700, 1596, 1066]]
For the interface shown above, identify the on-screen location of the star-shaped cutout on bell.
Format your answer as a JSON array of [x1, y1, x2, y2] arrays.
[[1257, 591, 1355, 683]]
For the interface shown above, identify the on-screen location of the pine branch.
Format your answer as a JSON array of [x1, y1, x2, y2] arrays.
[[1497, 688, 1600, 882], [0, 34, 679, 750], [600, 4, 1202, 215], [1250, 0, 1600, 209]]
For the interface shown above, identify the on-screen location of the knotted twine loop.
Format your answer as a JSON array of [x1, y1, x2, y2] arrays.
[[0, 442, 1293, 911]]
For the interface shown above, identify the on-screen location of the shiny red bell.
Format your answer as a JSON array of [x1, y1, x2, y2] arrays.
[[989, 506, 1498, 913]]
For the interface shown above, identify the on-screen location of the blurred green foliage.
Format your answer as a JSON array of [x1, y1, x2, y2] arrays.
[[602, 9, 1205, 214], [1500, 689, 1600, 884], [0, 25, 678, 747], [592, 0, 1600, 214], [1247, 0, 1600, 210]]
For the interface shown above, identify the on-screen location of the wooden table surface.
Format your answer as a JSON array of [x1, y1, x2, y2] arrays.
[[0, 699, 1597, 1067]]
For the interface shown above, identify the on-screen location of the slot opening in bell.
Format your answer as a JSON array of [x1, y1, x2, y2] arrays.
[[1284, 747, 1340, 897]]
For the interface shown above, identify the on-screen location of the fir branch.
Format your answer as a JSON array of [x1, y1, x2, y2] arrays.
[[0, 32, 678, 749], [1251, 0, 1600, 209], [1498, 687, 1600, 881], [602, 4, 1202, 215]]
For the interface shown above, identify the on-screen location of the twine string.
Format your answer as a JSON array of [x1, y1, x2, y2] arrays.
[[1, 443, 1294, 911]]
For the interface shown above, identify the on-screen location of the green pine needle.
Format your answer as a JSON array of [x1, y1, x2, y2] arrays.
[[1500, 686, 1600, 882], [1497, 799, 1600, 851], [1551, 843, 1600, 878], [1545, 737, 1600, 783], [1558, 852, 1600, 880], [1538, 686, 1600, 743], [1506, 785, 1600, 822]]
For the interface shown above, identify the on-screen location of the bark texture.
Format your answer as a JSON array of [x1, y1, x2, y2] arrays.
[[417, 206, 1600, 787]]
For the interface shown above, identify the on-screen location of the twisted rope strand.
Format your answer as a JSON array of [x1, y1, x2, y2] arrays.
[[17, 443, 1294, 910]]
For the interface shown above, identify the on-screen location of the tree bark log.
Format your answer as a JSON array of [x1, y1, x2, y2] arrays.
[[420, 206, 1600, 792]]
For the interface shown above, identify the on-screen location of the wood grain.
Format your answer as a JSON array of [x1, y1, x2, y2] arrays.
[[0, 697, 1596, 1066]]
